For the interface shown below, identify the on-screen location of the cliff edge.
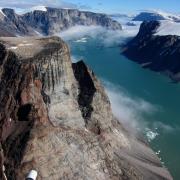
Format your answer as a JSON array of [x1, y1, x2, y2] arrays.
[[123, 21, 180, 82], [0, 37, 172, 180]]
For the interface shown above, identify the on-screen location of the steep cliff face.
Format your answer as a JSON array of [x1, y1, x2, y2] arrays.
[[22, 7, 122, 35], [0, 7, 122, 37], [123, 21, 180, 82], [0, 37, 172, 180], [0, 8, 35, 36]]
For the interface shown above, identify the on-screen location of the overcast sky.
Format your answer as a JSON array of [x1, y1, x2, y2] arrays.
[[0, 0, 180, 14]]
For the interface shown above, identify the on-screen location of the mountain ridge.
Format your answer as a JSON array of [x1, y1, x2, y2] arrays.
[[0, 7, 122, 37]]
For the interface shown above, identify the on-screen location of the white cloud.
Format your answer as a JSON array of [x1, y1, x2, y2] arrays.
[[102, 80, 157, 132], [59, 25, 138, 47], [30, 5, 47, 12], [0, 0, 78, 9], [102, 80, 178, 143], [59, 26, 101, 41], [152, 121, 176, 133], [0, 0, 92, 12]]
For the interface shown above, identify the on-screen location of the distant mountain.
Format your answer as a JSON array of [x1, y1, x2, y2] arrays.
[[110, 13, 133, 18], [126, 22, 136, 26], [0, 8, 35, 36], [123, 20, 180, 82], [0, 7, 122, 37], [133, 11, 180, 22]]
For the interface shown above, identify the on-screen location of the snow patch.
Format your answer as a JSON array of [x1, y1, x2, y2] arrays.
[[149, 9, 180, 21], [8, 43, 33, 50], [34, 30, 43, 36], [155, 20, 180, 36], [0, 8, 6, 17], [8, 46, 18, 50], [18, 43, 33, 46], [30, 6, 47, 12]]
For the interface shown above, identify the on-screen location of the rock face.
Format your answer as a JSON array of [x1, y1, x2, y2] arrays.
[[0, 7, 122, 37], [123, 20, 180, 82], [0, 36, 172, 180], [0, 8, 35, 36]]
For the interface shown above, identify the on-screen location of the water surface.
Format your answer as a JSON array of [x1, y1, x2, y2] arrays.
[[66, 36, 180, 179]]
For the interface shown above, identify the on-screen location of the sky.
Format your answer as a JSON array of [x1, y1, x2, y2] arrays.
[[0, 0, 180, 14]]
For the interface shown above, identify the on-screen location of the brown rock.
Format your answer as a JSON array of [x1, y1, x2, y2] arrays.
[[0, 37, 172, 180]]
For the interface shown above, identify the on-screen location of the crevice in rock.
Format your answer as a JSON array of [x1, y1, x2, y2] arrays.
[[17, 104, 32, 121], [2, 104, 36, 180], [41, 90, 51, 105], [72, 60, 96, 124], [3, 121, 34, 180]]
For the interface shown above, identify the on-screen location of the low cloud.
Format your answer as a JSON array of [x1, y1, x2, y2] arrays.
[[59, 26, 101, 41], [59, 25, 138, 46], [152, 121, 177, 133], [103, 80, 157, 133], [102, 80, 177, 142]]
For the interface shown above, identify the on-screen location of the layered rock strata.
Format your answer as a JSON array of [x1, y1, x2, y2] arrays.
[[0, 37, 172, 180]]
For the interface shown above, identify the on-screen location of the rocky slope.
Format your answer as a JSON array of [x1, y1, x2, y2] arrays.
[[0, 7, 122, 37], [122, 20, 180, 82], [0, 36, 172, 180]]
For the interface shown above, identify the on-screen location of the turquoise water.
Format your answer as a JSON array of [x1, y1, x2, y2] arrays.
[[67, 36, 180, 179]]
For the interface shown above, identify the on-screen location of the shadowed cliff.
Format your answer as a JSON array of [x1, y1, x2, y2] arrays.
[[123, 21, 180, 82]]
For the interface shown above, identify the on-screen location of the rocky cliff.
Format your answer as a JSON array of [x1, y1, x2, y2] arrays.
[[0, 36, 172, 180], [122, 21, 180, 82], [0, 7, 122, 37]]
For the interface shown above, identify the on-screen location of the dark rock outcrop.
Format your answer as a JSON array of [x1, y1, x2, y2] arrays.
[[72, 61, 96, 121], [0, 7, 122, 37], [123, 20, 180, 82], [0, 36, 172, 180], [132, 12, 167, 21]]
